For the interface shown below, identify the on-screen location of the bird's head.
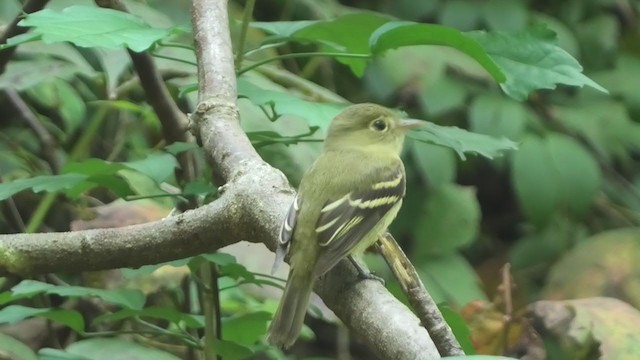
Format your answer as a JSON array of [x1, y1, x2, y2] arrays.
[[324, 103, 423, 154]]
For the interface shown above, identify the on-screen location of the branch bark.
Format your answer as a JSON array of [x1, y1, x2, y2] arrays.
[[0, 0, 442, 358]]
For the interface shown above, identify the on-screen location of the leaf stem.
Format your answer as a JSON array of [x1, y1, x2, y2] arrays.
[[199, 262, 221, 360], [237, 52, 372, 75], [235, 0, 256, 72]]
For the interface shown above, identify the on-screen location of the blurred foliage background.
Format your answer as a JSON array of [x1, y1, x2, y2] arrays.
[[0, 0, 639, 359]]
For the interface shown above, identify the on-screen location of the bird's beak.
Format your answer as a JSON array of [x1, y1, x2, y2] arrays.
[[398, 119, 424, 131]]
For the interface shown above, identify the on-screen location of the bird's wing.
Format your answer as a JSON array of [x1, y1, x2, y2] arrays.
[[313, 164, 405, 277], [271, 194, 301, 274]]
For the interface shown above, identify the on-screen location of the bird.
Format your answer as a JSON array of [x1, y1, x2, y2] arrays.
[[266, 103, 422, 349]]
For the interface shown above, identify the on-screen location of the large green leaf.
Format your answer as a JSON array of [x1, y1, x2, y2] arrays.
[[0, 332, 38, 360], [547, 134, 602, 217], [18, 6, 171, 52], [409, 140, 456, 188], [238, 79, 346, 130], [0, 305, 84, 332], [409, 122, 518, 160], [0, 173, 88, 201], [468, 94, 527, 140], [253, 13, 390, 75], [65, 338, 180, 360], [370, 21, 505, 83], [222, 311, 271, 346], [9, 280, 145, 310], [511, 135, 560, 226], [417, 254, 487, 307], [470, 27, 607, 100], [413, 184, 481, 255], [511, 134, 602, 224]]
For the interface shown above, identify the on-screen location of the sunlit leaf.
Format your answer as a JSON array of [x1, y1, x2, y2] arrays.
[[370, 21, 505, 82], [0, 174, 88, 201], [19, 6, 170, 52]]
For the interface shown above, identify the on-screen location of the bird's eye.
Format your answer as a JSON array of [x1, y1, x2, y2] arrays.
[[370, 119, 388, 132]]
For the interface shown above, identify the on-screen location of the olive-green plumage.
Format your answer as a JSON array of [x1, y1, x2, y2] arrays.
[[267, 103, 422, 348]]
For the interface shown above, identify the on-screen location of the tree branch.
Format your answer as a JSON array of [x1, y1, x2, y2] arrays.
[[0, 0, 442, 357], [190, 0, 439, 358]]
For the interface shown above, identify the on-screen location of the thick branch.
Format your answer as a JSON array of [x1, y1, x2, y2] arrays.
[[0, 174, 290, 275], [191, 0, 439, 358]]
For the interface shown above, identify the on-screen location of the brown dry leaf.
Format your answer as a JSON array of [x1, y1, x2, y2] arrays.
[[461, 300, 533, 355], [71, 199, 170, 230], [529, 297, 640, 360], [543, 227, 640, 309]]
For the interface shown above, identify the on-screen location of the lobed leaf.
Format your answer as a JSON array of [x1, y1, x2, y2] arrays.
[[18, 6, 170, 52], [409, 122, 518, 160]]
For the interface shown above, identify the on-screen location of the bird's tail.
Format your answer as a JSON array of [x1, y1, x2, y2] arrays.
[[267, 268, 315, 349]]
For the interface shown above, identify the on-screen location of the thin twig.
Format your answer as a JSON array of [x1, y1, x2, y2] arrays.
[[237, 52, 371, 75], [0, 178, 26, 233], [500, 263, 514, 355], [256, 65, 348, 103], [377, 233, 465, 356], [5, 89, 62, 174]]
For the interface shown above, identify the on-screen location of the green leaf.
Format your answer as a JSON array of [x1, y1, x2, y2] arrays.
[[0, 305, 84, 332], [238, 79, 346, 130], [0, 332, 38, 360], [293, 12, 390, 75], [123, 153, 177, 184], [38, 348, 90, 360], [409, 123, 518, 160], [9, 280, 145, 310], [413, 184, 480, 255], [19, 6, 170, 52], [94, 307, 204, 329], [65, 338, 180, 360], [222, 311, 271, 346], [409, 140, 456, 188], [164, 142, 200, 155], [212, 339, 253, 360], [182, 180, 216, 197], [547, 134, 601, 217], [439, 305, 476, 355], [254, 13, 390, 75], [554, 100, 640, 160], [0, 173, 88, 201], [511, 135, 560, 226], [482, 0, 527, 32], [468, 94, 527, 140], [370, 21, 505, 83], [417, 254, 487, 307], [470, 28, 608, 100]]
